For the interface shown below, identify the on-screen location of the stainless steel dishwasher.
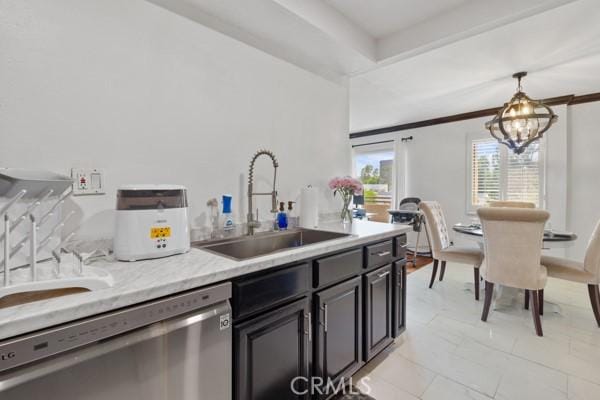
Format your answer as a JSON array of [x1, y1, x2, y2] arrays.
[[0, 282, 232, 400]]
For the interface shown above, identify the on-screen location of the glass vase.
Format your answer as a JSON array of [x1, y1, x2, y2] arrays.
[[340, 195, 353, 224]]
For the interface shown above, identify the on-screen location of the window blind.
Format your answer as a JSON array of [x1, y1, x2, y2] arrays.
[[471, 139, 500, 206], [506, 142, 541, 207], [469, 139, 543, 209]]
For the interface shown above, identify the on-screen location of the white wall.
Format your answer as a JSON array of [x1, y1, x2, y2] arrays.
[[567, 102, 600, 258], [0, 0, 350, 239], [352, 103, 599, 259]]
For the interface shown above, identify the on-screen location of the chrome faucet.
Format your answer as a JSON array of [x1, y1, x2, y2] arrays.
[[247, 149, 279, 235]]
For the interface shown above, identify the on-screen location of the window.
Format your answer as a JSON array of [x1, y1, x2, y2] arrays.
[[471, 139, 501, 207], [468, 138, 544, 210], [352, 142, 395, 222]]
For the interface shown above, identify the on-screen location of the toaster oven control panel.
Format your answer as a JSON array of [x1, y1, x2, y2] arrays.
[[150, 227, 171, 238], [151, 227, 171, 249]]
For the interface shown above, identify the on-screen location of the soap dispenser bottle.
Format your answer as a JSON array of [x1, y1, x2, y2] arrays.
[[277, 201, 288, 230], [287, 201, 297, 229], [222, 195, 234, 231]]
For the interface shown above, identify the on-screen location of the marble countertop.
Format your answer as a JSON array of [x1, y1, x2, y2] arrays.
[[0, 221, 410, 340]]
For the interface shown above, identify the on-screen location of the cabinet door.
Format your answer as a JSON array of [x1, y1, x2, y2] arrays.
[[364, 264, 394, 361], [392, 261, 407, 337], [235, 297, 311, 400], [314, 276, 363, 396]]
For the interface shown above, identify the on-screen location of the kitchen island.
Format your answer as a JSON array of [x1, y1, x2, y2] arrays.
[[0, 220, 410, 341], [1, 220, 410, 399]]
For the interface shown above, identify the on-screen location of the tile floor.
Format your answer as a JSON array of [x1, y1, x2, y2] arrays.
[[354, 263, 600, 400]]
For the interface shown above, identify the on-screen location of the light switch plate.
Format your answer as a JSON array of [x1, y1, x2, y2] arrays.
[[71, 168, 106, 196]]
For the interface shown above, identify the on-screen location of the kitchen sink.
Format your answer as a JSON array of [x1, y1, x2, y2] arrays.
[[192, 228, 351, 260]]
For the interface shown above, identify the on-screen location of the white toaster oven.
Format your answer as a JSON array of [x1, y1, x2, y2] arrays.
[[113, 185, 190, 261]]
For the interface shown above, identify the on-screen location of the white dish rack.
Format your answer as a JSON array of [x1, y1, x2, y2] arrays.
[[1, 169, 113, 300]]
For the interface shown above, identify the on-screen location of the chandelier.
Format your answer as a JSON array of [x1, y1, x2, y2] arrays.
[[485, 72, 558, 154]]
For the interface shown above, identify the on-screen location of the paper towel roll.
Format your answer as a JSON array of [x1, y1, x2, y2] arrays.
[[300, 186, 319, 229]]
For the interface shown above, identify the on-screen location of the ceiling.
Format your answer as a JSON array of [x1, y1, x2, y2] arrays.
[[349, 0, 600, 132], [324, 0, 469, 39], [147, 0, 600, 132]]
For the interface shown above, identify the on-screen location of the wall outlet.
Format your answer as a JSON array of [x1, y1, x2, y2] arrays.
[[71, 168, 106, 196]]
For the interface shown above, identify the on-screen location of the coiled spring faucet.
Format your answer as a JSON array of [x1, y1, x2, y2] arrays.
[[247, 149, 279, 235]]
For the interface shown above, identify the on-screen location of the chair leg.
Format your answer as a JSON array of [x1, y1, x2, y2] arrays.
[[539, 290, 544, 316], [531, 290, 544, 337], [481, 281, 494, 322], [587, 284, 600, 327], [429, 259, 439, 288], [439, 261, 446, 281], [524, 290, 530, 310], [473, 267, 480, 301]]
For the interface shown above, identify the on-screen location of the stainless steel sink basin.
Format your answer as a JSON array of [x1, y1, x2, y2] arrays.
[[192, 228, 351, 260]]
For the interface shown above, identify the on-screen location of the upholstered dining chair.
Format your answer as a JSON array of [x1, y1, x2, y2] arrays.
[[488, 200, 536, 208], [478, 207, 550, 336], [419, 201, 484, 299], [541, 220, 600, 327]]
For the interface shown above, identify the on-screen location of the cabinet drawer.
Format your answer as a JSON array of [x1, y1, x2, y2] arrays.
[[365, 240, 393, 270], [394, 234, 408, 260], [233, 263, 310, 319], [314, 249, 362, 288]]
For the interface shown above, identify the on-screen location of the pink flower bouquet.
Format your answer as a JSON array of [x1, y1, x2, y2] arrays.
[[328, 176, 363, 223]]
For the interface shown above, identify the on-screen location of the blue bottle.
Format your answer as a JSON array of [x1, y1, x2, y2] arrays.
[[277, 202, 288, 230], [222, 195, 234, 231]]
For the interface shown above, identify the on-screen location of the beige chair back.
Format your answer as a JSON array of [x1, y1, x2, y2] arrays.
[[419, 201, 451, 259], [488, 201, 536, 208], [478, 207, 549, 290], [584, 220, 600, 278]]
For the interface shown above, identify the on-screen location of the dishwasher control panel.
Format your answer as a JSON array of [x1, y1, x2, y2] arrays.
[[0, 283, 231, 373]]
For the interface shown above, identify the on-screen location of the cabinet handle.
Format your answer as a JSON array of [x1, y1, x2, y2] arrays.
[[306, 312, 312, 342], [375, 251, 391, 257], [320, 305, 328, 333], [378, 271, 390, 278], [399, 269, 404, 288]]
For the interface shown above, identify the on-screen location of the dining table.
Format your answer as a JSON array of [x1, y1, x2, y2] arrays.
[[453, 223, 578, 248], [452, 222, 578, 310]]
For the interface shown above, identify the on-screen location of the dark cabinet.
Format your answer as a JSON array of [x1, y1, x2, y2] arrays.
[[394, 234, 408, 260], [364, 240, 394, 270], [364, 264, 394, 361], [314, 276, 363, 397], [314, 249, 362, 289], [233, 263, 310, 319], [392, 261, 407, 337], [232, 234, 409, 400], [234, 297, 311, 400]]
